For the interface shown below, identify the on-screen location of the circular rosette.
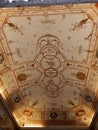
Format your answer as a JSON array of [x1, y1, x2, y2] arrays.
[[80, 89, 94, 107], [44, 68, 58, 78]]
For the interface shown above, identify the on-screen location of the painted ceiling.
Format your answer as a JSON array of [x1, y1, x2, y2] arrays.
[[0, 3, 98, 128]]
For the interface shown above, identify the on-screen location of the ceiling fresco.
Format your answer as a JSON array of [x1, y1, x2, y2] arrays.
[[0, 3, 98, 128]]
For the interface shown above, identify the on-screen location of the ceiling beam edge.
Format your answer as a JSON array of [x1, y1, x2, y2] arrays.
[[0, 0, 98, 8], [0, 95, 19, 130]]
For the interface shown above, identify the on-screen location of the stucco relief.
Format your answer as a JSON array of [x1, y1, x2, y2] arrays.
[[0, 3, 98, 128]]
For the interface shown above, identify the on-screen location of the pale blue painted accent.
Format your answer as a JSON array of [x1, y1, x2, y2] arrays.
[[0, 0, 98, 7]]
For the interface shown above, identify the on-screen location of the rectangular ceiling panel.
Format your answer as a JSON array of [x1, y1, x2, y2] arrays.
[[0, 3, 98, 129]]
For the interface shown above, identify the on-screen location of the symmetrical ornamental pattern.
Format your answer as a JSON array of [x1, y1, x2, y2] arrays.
[[0, 3, 98, 127]]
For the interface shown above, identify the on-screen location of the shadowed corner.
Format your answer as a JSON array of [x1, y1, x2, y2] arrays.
[[80, 87, 98, 130], [0, 91, 20, 130], [89, 92, 98, 130]]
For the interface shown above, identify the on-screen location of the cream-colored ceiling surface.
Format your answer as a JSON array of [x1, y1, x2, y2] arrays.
[[0, 3, 98, 128]]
